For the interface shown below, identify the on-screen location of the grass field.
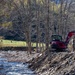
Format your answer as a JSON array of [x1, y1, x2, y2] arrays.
[[0, 39, 46, 48]]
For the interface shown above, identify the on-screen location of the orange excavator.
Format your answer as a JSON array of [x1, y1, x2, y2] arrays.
[[50, 31, 75, 50]]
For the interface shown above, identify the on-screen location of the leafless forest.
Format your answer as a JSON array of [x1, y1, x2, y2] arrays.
[[0, 0, 75, 53]]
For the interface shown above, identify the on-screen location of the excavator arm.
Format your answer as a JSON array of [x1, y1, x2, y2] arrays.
[[65, 31, 75, 45]]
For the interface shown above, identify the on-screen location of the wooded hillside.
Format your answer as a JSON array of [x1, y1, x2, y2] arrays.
[[0, 0, 75, 52]]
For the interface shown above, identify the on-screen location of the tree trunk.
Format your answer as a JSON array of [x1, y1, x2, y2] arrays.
[[73, 35, 75, 51]]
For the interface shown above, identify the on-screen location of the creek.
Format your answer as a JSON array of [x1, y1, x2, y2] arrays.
[[0, 58, 36, 75]]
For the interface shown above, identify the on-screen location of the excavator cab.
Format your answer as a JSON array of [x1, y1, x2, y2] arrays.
[[50, 34, 66, 50]]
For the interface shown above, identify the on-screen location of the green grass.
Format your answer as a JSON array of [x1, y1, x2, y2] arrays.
[[0, 39, 26, 47], [0, 39, 46, 48]]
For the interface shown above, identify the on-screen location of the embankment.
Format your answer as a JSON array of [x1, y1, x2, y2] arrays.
[[29, 50, 75, 75]]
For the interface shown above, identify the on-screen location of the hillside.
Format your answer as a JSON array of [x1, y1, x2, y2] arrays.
[[29, 50, 75, 75]]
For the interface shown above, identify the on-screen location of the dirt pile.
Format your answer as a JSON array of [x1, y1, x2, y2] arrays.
[[29, 50, 75, 75]]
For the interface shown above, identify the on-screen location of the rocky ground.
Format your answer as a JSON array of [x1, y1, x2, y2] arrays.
[[29, 50, 75, 75], [0, 50, 39, 63]]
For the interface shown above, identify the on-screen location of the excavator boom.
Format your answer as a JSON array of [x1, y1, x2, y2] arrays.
[[65, 31, 75, 45]]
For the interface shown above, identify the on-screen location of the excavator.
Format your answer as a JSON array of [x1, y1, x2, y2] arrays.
[[50, 31, 75, 50]]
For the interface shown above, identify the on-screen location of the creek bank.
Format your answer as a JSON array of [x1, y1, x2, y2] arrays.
[[0, 51, 39, 63], [29, 50, 75, 75]]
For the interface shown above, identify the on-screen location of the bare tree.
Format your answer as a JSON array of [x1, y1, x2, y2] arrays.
[[45, 0, 50, 51], [10, 0, 32, 53]]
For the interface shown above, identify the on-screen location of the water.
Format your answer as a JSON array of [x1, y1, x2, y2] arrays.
[[0, 58, 36, 75]]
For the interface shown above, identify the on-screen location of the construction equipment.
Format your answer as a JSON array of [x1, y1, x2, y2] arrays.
[[50, 31, 75, 50]]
